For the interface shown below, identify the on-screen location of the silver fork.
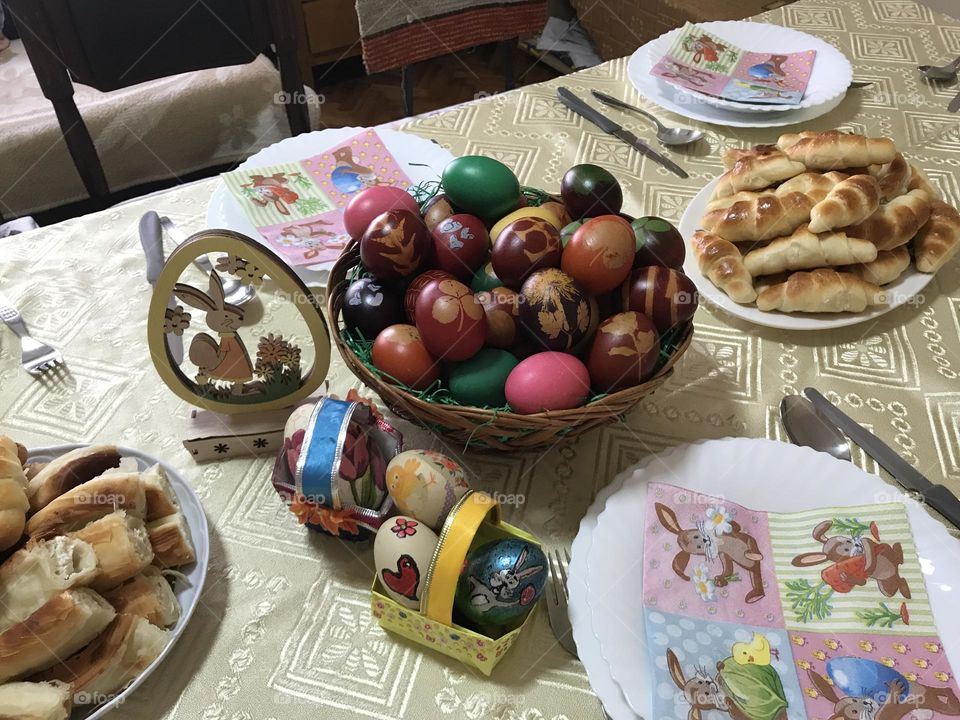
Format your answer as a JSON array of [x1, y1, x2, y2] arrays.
[[0, 299, 64, 375]]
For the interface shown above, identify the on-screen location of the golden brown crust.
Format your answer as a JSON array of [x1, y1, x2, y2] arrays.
[[808, 175, 881, 233], [867, 152, 911, 202], [25, 476, 146, 541], [0, 437, 29, 554], [147, 513, 196, 568], [778, 130, 896, 170], [915, 200, 960, 274], [839, 246, 911, 285], [712, 148, 807, 199], [691, 231, 757, 304], [27, 446, 121, 512], [756, 269, 885, 313], [743, 225, 877, 277], [702, 192, 815, 243], [68, 512, 153, 591], [846, 189, 932, 252]]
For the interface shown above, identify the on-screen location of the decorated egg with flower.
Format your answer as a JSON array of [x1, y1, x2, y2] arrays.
[[374, 515, 439, 610]]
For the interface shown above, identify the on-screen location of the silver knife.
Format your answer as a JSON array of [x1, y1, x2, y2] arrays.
[[805, 388, 960, 530], [556, 87, 689, 179], [949, 89, 960, 113], [139, 212, 184, 365]]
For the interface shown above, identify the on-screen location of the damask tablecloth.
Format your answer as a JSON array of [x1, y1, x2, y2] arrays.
[[2, 0, 960, 718]]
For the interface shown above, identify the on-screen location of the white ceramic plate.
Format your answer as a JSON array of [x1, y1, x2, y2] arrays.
[[585, 438, 960, 720], [627, 28, 848, 128], [569, 468, 640, 720], [645, 21, 851, 114], [28, 444, 209, 720], [206, 126, 455, 286], [679, 176, 934, 330]]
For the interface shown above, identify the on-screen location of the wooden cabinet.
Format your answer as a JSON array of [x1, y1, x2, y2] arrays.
[[296, 0, 362, 84]]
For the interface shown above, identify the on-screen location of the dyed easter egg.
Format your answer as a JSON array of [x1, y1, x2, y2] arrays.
[[561, 164, 623, 219], [470, 262, 502, 293], [477, 287, 521, 348], [491, 218, 563, 289], [360, 209, 431, 280], [342, 277, 405, 340], [371, 324, 440, 390], [622, 266, 698, 334], [826, 657, 910, 703], [431, 214, 489, 280], [454, 539, 548, 627], [560, 220, 585, 247], [374, 515, 439, 609], [505, 351, 591, 414], [404, 269, 455, 323], [385, 450, 470, 531], [539, 200, 572, 228], [587, 311, 660, 391], [442, 156, 521, 222], [449, 348, 518, 407], [414, 279, 487, 361], [518, 268, 593, 351], [561, 215, 636, 295], [422, 193, 456, 231], [344, 186, 420, 239], [631, 216, 685, 269], [490, 207, 564, 246], [569, 295, 601, 357]]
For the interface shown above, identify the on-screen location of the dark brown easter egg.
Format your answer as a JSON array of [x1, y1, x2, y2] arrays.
[[431, 214, 489, 280], [372, 324, 441, 390], [404, 269, 456, 323], [360, 209, 431, 280], [560, 215, 636, 295], [518, 268, 593, 352], [622, 266, 698, 334], [423, 193, 456, 232], [561, 164, 623, 219], [477, 286, 521, 348], [631, 216, 685, 269], [343, 277, 405, 340], [491, 217, 562, 289], [415, 279, 487, 361], [588, 312, 660, 392]]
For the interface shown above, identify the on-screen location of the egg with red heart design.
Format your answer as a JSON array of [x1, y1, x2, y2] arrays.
[[587, 311, 660, 392], [360, 209, 431, 280], [431, 214, 489, 280], [622, 266, 698, 334], [374, 515, 439, 610], [414, 279, 487, 361]]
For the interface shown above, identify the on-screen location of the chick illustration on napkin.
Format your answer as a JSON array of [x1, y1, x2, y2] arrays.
[[651, 23, 816, 105], [643, 482, 960, 720]]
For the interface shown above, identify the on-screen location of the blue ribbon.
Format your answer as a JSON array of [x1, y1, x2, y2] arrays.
[[295, 398, 354, 510]]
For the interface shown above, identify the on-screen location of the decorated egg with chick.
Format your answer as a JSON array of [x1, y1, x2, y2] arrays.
[[384, 450, 470, 531]]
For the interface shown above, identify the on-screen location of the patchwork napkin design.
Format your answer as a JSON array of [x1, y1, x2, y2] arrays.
[[643, 482, 960, 720], [221, 129, 413, 266], [650, 23, 816, 105]]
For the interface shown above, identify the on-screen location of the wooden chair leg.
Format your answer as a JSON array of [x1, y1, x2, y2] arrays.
[[50, 98, 110, 201], [401, 64, 414, 117], [269, 0, 312, 136], [502, 38, 516, 91]]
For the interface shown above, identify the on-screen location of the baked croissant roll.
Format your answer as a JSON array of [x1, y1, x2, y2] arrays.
[[778, 130, 896, 170], [867, 152, 911, 202], [701, 191, 816, 242], [839, 246, 911, 285], [846, 188, 931, 252], [691, 231, 757, 304], [0, 681, 72, 720], [721, 144, 778, 170], [756, 269, 885, 313], [712, 148, 807, 199], [808, 175, 881, 233], [69, 511, 154, 591], [914, 200, 960, 273], [908, 164, 940, 200], [103, 566, 180, 628], [26, 475, 146, 540], [0, 436, 29, 553], [27, 445, 121, 512], [148, 512, 196, 568], [743, 225, 877, 276], [775, 171, 848, 202]]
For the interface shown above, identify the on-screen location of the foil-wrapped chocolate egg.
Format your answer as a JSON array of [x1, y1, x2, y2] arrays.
[[454, 539, 547, 628]]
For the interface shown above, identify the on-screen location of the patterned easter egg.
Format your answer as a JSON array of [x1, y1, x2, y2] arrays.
[[371, 324, 441, 390], [414, 279, 487, 361], [343, 277, 405, 340], [384, 450, 471, 531], [431, 214, 489, 280], [491, 218, 562, 289], [476, 287, 521, 348], [375, 516, 439, 609], [518, 268, 593, 351], [631, 216, 685, 269], [622, 266, 698, 334], [360, 209, 431, 280], [587, 311, 660, 392], [560, 215, 636, 295], [422, 193, 456, 231], [404, 269, 455, 323], [344, 186, 420, 239], [454, 539, 548, 628]]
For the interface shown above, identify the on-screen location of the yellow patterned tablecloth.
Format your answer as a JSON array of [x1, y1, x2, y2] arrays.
[[2, 0, 960, 717]]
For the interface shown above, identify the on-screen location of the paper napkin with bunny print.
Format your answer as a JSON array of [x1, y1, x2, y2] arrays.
[[643, 482, 960, 720]]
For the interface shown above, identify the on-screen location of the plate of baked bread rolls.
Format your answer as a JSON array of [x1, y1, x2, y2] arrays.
[[0, 436, 208, 719], [679, 130, 960, 329]]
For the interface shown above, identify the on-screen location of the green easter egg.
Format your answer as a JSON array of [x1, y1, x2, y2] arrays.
[[442, 156, 521, 223], [470, 262, 502, 293], [448, 348, 518, 407]]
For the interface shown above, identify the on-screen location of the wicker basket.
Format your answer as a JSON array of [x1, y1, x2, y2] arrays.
[[327, 239, 693, 451]]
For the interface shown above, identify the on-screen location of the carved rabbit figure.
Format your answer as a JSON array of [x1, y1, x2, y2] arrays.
[[174, 271, 253, 394], [792, 520, 911, 598], [655, 503, 766, 604], [807, 666, 960, 720]]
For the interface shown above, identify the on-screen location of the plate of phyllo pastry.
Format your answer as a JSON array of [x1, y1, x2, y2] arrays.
[[0, 436, 207, 720], [679, 130, 960, 330]]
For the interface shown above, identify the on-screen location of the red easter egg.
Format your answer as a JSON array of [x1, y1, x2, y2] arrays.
[[622, 266, 698, 334], [414, 279, 487, 361], [477, 286, 521, 348], [360, 209, 431, 280], [491, 217, 562, 289], [344, 186, 420, 239], [587, 312, 660, 392], [372, 324, 441, 390], [404, 269, 456, 323], [431, 214, 489, 280], [518, 268, 593, 352], [505, 352, 591, 414], [560, 215, 635, 295]]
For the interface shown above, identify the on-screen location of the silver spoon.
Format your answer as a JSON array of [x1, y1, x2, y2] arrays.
[[919, 56, 960, 81], [590, 90, 704, 147], [780, 395, 851, 462], [159, 216, 256, 306]]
